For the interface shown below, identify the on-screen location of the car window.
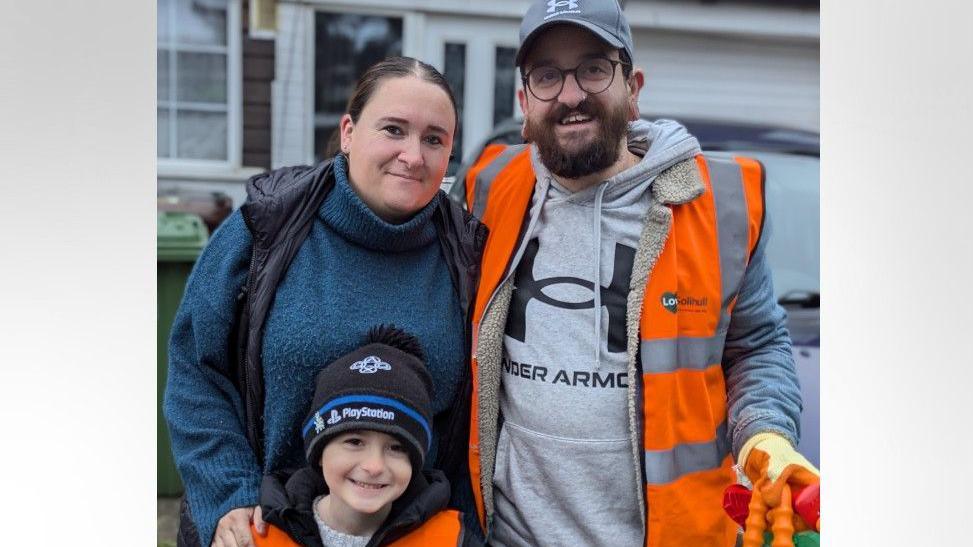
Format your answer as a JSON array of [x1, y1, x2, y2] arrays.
[[708, 151, 819, 302], [751, 151, 820, 301]]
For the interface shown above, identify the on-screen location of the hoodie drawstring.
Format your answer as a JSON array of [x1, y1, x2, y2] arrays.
[[592, 182, 607, 370]]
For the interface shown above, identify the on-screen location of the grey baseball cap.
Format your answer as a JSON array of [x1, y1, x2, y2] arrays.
[[515, 0, 634, 68]]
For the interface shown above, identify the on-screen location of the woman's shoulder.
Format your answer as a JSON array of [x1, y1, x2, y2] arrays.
[[245, 160, 335, 207], [242, 160, 337, 245], [433, 191, 476, 227], [433, 191, 488, 250]]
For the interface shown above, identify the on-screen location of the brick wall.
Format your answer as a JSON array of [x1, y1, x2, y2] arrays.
[[241, 0, 274, 170]]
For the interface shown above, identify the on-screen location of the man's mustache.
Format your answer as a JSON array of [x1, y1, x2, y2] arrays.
[[546, 99, 602, 123]]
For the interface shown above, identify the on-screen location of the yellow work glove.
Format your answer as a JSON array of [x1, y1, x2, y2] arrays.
[[738, 432, 820, 547]]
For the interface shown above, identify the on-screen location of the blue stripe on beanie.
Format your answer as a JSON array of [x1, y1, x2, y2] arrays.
[[303, 394, 432, 451]]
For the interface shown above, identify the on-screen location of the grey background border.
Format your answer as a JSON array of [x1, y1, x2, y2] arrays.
[[2, 0, 972, 543]]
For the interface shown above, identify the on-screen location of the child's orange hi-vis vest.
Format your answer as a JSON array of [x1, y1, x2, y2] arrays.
[[251, 509, 464, 546]]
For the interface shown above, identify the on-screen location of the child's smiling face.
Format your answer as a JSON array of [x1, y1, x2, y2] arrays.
[[320, 429, 413, 519]]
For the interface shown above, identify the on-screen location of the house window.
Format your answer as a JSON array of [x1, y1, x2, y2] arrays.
[[313, 12, 403, 162], [443, 42, 466, 176], [158, 0, 238, 164], [494, 46, 517, 125]]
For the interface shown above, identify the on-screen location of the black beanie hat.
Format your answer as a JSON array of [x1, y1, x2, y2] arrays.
[[303, 325, 434, 472]]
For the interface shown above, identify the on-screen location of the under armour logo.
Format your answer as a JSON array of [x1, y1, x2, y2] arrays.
[[507, 238, 634, 353], [546, 0, 580, 19], [548, 0, 578, 11], [326, 409, 341, 425], [350, 355, 392, 374]]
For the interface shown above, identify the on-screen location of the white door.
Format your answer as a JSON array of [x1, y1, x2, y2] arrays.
[[421, 15, 521, 175], [632, 28, 819, 131]]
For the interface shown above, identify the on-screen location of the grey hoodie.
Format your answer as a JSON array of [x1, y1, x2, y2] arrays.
[[491, 119, 700, 547]]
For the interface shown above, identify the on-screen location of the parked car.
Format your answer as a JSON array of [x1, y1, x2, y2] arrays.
[[447, 116, 820, 466]]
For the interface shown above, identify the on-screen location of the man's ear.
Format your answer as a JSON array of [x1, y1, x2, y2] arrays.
[[627, 68, 645, 121], [338, 113, 354, 154], [517, 87, 530, 140]]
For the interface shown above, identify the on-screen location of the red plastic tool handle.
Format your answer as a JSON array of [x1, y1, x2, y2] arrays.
[[792, 483, 819, 530], [722, 484, 752, 527], [723, 482, 820, 530]]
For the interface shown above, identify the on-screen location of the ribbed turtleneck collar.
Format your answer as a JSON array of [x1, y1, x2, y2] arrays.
[[320, 154, 439, 252]]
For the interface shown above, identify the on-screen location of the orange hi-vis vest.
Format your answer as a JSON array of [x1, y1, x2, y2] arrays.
[[464, 143, 766, 546], [250, 508, 465, 546]]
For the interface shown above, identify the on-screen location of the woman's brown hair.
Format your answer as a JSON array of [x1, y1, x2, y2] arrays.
[[345, 56, 459, 134], [323, 57, 459, 159]]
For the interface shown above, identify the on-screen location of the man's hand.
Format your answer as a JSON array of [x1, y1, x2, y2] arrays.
[[211, 505, 266, 547], [738, 433, 819, 546]]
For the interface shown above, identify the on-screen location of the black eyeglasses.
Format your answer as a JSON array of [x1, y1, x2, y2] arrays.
[[522, 58, 631, 102]]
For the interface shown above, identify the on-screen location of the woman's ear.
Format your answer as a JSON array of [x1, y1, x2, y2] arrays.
[[338, 113, 354, 154]]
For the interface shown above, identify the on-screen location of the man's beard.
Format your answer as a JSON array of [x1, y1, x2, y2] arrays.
[[524, 96, 630, 179]]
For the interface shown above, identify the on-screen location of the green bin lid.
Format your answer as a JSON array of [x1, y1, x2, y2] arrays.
[[158, 211, 209, 261]]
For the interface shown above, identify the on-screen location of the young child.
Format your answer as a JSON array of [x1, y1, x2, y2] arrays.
[[251, 325, 474, 547]]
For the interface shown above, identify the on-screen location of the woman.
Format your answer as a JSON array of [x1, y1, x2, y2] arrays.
[[163, 57, 486, 547]]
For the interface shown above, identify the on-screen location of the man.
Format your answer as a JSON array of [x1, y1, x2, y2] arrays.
[[459, 1, 819, 545]]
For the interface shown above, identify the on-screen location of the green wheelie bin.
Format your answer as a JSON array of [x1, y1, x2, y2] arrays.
[[157, 211, 209, 496]]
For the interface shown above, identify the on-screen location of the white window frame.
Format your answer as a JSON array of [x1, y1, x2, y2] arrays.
[[158, 0, 244, 178], [423, 15, 520, 165]]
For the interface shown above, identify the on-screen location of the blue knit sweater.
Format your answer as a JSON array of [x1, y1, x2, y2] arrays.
[[163, 156, 465, 544]]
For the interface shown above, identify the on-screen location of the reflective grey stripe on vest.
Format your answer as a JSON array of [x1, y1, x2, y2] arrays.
[[471, 144, 529, 220], [640, 333, 727, 373], [644, 421, 732, 485], [707, 156, 751, 319], [641, 156, 754, 375]]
